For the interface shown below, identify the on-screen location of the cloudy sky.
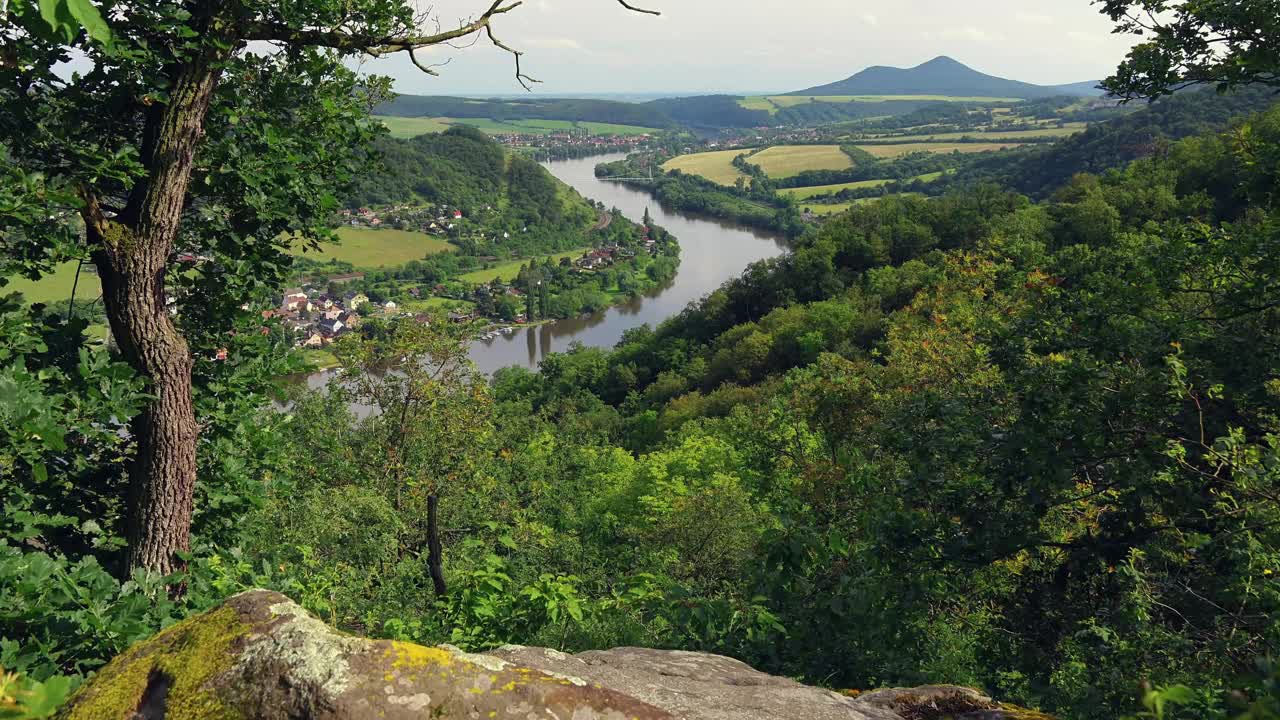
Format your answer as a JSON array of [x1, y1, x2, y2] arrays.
[[358, 0, 1139, 96]]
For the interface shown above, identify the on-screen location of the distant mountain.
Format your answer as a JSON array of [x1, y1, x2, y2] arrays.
[[790, 56, 1101, 99], [1050, 80, 1107, 97], [375, 95, 676, 129]]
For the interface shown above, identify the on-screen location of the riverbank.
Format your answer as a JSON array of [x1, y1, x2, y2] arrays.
[[595, 156, 806, 237]]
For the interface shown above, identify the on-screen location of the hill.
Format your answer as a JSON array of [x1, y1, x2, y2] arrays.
[[945, 85, 1280, 197], [791, 56, 1099, 99], [374, 94, 676, 129]]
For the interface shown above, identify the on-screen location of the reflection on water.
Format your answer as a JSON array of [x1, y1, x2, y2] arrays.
[[467, 153, 789, 375]]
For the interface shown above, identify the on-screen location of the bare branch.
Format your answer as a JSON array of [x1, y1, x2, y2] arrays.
[[617, 0, 661, 15]]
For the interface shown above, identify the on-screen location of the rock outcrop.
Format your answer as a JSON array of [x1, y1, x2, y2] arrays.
[[58, 589, 1050, 719]]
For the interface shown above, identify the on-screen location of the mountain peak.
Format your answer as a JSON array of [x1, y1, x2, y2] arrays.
[[788, 55, 1101, 99], [916, 55, 966, 69]]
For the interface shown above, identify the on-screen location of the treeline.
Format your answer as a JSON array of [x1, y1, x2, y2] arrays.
[[375, 94, 676, 128], [597, 153, 804, 235], [476, 105, 1280, 719], [942, 85, 1280, 198], [343, 126, 595, 242]]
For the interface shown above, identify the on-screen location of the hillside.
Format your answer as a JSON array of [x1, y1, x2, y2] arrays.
[[791, 56, 1100, 98], [945, 85, 1280, 197], [374, 94, 676, 129], [343, 125, 592, 228]]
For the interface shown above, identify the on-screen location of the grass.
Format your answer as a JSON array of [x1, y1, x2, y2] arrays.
[[854, 142, 1027, 158], [779, 170, 952, 200], [661, 149, 751, 186], [749, 145, 854, 178], [799, 192, 926, 216], [300, 349, 341, 371], [575, 121, 659, 136], [780, 179, 892, 199], [3, 261, 102, 304], [458, 249, 587, 284], [292, 227, 455, 268], [859, 125, 1086, 143], [375, 115, 452, 138]]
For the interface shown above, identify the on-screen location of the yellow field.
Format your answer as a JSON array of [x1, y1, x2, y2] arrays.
[[748, 145, 853, 178], [780, 179, 891, 199], [662, 149, 750, 185], [293, 227, 455, 267], [855, 142, 1026, 158]]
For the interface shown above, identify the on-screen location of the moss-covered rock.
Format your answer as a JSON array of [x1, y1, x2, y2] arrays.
[[58, 589, 672, 720], [59, 589, 1059, 720]]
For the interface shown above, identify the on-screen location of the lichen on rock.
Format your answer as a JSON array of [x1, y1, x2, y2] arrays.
[[58, 589, 1057, 720]]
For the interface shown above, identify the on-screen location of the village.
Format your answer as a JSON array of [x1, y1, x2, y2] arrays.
[[269, 217, 667, 351]]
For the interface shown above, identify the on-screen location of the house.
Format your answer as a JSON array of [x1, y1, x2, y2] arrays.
[[302, 333, 324, 348], [339, 311, 361, 330], [344, 292, 368, 310], [322, 307, 342, 321], [318, 318, 344, 337], [281, 289, 307, 311], [453, 210, 463, 219], [383, 301, 398, 313]]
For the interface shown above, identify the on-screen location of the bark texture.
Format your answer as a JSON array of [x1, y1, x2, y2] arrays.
[[86, 53, 224, 578]]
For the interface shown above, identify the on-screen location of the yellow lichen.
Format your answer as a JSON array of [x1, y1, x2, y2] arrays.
[[63, 605, 248, 720], [387, 642, 454, 671]]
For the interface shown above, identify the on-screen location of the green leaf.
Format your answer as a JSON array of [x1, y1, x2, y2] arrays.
[[31, 463, 48, 484], [65, 0, 111, 44]]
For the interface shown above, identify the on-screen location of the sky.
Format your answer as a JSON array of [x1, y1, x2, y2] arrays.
[[357, 0, 1140, 97]]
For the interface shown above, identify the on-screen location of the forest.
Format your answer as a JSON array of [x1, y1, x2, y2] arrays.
[[4, 0, 1280, 718]]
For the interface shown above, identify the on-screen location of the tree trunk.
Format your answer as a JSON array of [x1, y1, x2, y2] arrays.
[[86, 55, 224, 579], [427, 493, 447, 595]]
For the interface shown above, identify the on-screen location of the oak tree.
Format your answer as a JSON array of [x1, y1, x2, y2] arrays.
[[0, 0, 656, 578]]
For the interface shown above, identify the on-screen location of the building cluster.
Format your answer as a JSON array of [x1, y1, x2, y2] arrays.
[[265, 281, 383, 349], [493, 131, 650, 151], [340, 204, 470, 235]]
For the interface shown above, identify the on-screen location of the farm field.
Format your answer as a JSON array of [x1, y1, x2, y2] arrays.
[[458, 249, 587, 284], [780, 179, 892, 199], [779, 170, 953, 199], [4, 261, 101, 304], [375, 115, 452, 138], [859, 124, 1086, 143], [293, 227, 455, 267], [748, 145, 853, 177], [661, 149, 750, 185], [797, 192, 926, 216], [854, 142, 1027, 158]]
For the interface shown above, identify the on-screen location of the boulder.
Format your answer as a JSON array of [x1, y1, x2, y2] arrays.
[[59, 589, 672, 720], [59, 589, 1053, 720], [488, 645, 898, 720]]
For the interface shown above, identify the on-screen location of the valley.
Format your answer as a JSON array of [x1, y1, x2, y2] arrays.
[[7, 4, 1280, 719]]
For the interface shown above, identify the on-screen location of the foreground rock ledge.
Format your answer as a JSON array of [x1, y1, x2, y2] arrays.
[[58, 589, 1049, 720]]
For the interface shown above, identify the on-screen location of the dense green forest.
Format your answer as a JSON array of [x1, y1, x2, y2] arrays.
[[9, 100, 1280, 720], [943, 86, 1280, 198]]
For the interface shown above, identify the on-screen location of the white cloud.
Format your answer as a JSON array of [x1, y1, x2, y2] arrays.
[[862, 13, 879, 27]]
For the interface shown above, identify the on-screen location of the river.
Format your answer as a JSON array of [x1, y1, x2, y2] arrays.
[[300, 153, 788, 390], [466, 153, 788, 374]]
